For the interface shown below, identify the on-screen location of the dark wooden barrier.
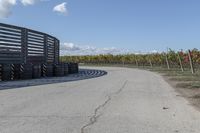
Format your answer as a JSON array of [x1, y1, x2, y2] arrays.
[[0, 23, 59, 64], [0, 23, 79, 82]]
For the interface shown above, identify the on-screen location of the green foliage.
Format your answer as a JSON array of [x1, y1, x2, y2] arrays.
[[60, 49, 200, 68]]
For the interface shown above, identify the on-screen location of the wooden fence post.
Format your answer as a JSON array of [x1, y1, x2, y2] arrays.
[[188, 50, 195, 74], [177, 52, 184, 72], [122, 60, 125, 67], [149, 59, 153, 68], [165, 53, 170, 69], [135, 57, 138, 67]]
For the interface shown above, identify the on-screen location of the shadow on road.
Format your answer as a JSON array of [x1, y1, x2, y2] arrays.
[[0, 69, 107, 90]]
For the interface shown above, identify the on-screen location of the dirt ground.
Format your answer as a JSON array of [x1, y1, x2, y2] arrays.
[[163, 74, 200, 111]]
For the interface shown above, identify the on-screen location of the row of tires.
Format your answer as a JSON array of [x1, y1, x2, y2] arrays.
[[0, 63, 79, 81]]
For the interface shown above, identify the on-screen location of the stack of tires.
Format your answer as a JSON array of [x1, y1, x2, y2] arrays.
[[32, 64, 41, 79], [64, 63, 69, 76], [0, 64, 2, 81], [1, 64, 12, 81], [0, 62, 79, 82], [54, 63, 65, 77], [68, 63, 79, 74], [11, 64, 21, 80], [20, 64, 33, 80], [42, 64, 54, 77]]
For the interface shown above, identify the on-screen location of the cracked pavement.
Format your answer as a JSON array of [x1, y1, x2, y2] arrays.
[[81, 81, 128, 133], [1, 67, 200, 133]]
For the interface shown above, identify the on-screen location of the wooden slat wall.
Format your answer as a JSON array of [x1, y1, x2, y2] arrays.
[[0, 24, 22, 64], [0, 23, 60, 64], [27, 30, 45, 63], [47, 36, 55, 63]]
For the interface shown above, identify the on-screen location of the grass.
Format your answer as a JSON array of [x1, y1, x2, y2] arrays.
[[148, 67, 200, 89]]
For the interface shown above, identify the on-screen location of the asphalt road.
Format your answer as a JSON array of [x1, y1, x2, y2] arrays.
[[0, 67, 200, 133]]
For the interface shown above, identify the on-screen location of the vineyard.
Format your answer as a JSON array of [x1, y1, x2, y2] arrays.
[[61, 48, 200, 73]]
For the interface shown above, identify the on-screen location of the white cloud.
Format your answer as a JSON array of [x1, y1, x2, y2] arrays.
[[150, 50, 158, 53], [53, 2, 67, 15], [60, 43, 130, 55], [0, 1, 69, 19], [0, 0, 16, 18], [20, 0, 49, 5], [20, 0, 38, 5], [0, 0, 48, 19], [61, 43, 81, 51]]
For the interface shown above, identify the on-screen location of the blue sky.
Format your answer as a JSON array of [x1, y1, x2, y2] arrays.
[[0, 0, 200, 55]]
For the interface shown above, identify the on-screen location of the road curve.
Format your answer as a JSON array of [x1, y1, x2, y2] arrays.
[[0, 67, 200, 133]]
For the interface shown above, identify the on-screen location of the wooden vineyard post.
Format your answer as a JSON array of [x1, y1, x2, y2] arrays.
[[135, 57, 139, 67], [165, 53, 170, 70], [122, 57, 125, 67], [177, 52, 184, 72], [149, 59, 153, 68], [188, 50, 195, 74]]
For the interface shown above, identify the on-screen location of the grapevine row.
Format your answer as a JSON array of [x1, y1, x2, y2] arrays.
[[61, 48, 200, 73]]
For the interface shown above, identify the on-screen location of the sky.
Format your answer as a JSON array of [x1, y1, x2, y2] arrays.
[[0, 0, 200, 55]]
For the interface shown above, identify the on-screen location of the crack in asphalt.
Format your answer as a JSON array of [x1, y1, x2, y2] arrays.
[[81, 80, 128, 133]]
